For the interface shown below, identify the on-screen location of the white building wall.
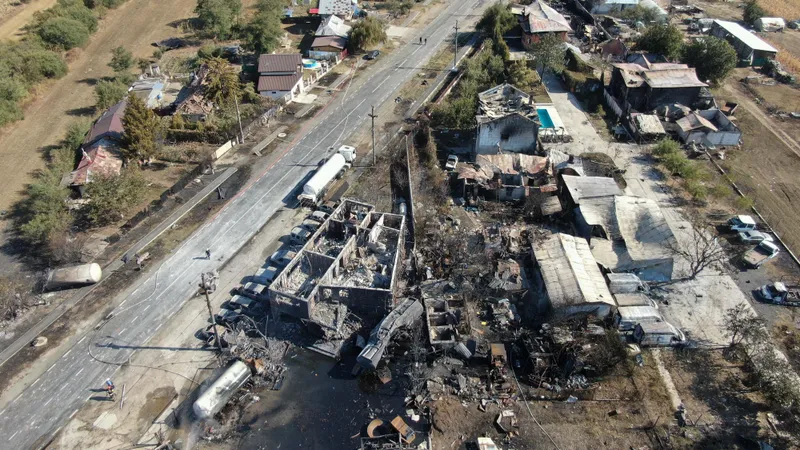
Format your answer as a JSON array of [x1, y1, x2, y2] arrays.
[[475, 115, 538, 155]]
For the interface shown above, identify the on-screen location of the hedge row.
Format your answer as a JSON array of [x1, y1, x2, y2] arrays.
[[0, 0, 128, 126]]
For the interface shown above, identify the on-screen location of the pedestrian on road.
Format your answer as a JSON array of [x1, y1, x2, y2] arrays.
[[121, 254, 128, 265], [424, 38, 427, 45], [205, 249, 211, 260], [419, 36, 422, 45]]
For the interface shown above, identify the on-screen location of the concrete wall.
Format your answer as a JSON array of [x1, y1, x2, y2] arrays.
[[475, 114, 538, 155]]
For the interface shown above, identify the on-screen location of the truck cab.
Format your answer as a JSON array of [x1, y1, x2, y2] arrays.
[[338, 145, 357, 163], [728, 215, 756, 232]]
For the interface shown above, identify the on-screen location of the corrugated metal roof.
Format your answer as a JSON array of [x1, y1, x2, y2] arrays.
[[257, 73, 303, 92], [633, 114, 666, 135], [311, 35, 348, 49], [257, 53, 302, 73], [315, 14, 351, 37], [523, 0, 571, 33], [85, 100, 126, 145], [562, 175, 623, 204], [676, 112, 718, 132], [70, 142, 122, 186], [713, 20, 778, 53], [579, 195, 676, 278], [533, 233, 614, 308], [617, 305, 662, 320]]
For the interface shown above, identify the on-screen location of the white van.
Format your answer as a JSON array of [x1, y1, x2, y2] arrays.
[[614, 306, 663, 331]]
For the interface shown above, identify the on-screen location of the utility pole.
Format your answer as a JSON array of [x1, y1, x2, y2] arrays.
[[234, 94, 245, 144], [200, 273, 224, 354], [369, 105, 377, 166], [453, 20, 459, 71]]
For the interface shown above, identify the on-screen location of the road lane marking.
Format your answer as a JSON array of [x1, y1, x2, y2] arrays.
[[372, 78, 389, 94], [77, 336, 86, 345], [9, 430, 18, 441], [44, 398, 53, 407], [75, 368, 84, 377]]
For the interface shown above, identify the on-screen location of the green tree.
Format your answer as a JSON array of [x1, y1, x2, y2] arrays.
[[64, 120, 91, 149], [17, 165, 72, 246], [83, 168, 147, 226], [682, 36, 737, 85], [477, 3, 516, 36], [203, 57, 241, 106], [617, 4, 660, 23], [121, 94, 160, 162], [37, 17, 91, 50], [241, 0, 283, 54], [507, 60, 539, 92], [108, 46, 133, 73], [528, 33, 566, 75], [94, 79, 128, 110], [743, 0, 765, 25], [349, 16, 387, 51], [195, 0, 242, 39], [386, 0, 413, 16], [32, 0, 98, 33], [636, 24, 684, 60]]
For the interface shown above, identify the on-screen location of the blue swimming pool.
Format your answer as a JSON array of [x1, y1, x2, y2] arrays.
[[537, 108, 555, 128]]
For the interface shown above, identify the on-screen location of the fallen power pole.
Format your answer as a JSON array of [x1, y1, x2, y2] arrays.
[[200, 272, 224, 354]]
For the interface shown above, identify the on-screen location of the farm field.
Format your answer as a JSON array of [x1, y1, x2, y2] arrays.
[[0, 0, 200, 214]]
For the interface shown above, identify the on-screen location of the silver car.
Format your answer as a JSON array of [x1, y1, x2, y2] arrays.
[[738, 230, 773, 244]]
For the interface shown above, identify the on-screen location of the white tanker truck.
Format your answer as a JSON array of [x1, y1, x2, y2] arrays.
[[297, 145, 356, 206]]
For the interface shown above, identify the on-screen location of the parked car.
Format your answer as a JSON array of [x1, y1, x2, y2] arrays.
[[317, 201, 337, 215], [214, 307, 240, 324], [445, 154, 458, 170], [365, 50, 380, 60], [738, 230, 774, 244], [309, 210, 329, 223], [290, 226, 312, 244], [228, 294, 259, 311], [743, 241, 780, 268], [301, 219, 321, 233], [728, 215, 756, 232], [238, 282, 269, 300], [253, 266, 279, 284], [270, 249, 297, 266]]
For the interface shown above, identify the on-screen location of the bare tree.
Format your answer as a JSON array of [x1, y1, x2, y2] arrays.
[[722, 303, 766, 347], [665, 227, 728, 280]]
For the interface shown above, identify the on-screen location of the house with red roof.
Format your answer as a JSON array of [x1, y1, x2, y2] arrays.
[[257, 53, 305, 103]]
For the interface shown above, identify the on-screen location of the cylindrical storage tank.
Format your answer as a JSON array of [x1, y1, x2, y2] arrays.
[[45, 263, 102, 290], [302, 154, 346, 198], [193, 360, 251, 420]]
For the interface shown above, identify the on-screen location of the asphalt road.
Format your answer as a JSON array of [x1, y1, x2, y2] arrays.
[[0, 0, 490, 448]]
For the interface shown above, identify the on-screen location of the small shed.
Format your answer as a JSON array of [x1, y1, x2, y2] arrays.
[[711, 20, 778, 66], [676, 109, 741, 146]]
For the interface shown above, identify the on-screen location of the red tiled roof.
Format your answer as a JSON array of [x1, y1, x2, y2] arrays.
[[257, 53, 302, 73], [70, 143, 123, 186], [85, 100, 127, 145], [257, 73, 303, 92], [311, 36, 347, 50]]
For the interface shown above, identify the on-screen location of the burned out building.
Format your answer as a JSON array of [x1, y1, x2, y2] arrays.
[[268, 199, 406, 347], [474, 84, 539, 156], [606, 62, 708, 115]]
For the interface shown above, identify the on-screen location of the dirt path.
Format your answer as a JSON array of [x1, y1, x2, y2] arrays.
[[0, 0, 58, 41], [0, 0, 197, 213], [722, 83, 800, 156]]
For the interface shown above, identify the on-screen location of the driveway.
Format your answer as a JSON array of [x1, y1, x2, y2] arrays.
[[0, 0, 492, 448]]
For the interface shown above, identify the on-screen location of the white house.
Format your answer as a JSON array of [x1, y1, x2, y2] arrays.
[[257, 53, 305, 103], [474, 84, 539, 156]]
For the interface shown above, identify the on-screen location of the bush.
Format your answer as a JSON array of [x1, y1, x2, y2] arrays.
[[33, 0, 98, 33], [652, 138, 680, 156], [710, 182, 732, 199], [64, 120, 91, 150], [37, 17, 91, 50], [94, 79, 128, 110], [735, 196, 755, 210], [0, 41, 67, 85], [0, 99, 24, 126], [108, 46, 133, 73], [0, 78, 28, 103], [84, 0, 127, 8], [197, 44, 221, 60], [685, 179, 707, 201]]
